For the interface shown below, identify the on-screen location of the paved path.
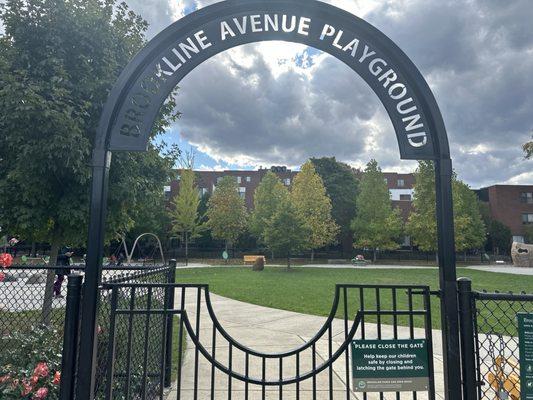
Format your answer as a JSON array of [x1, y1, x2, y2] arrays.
[[467, 265, 533, 275], [169, 291, 445, 399], [178, 263, 438, 270]]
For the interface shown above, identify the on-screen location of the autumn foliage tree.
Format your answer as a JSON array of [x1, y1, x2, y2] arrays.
[[206, 176, 248, 252], [291, 162, 339, 260], [169, 169, 205, 264]]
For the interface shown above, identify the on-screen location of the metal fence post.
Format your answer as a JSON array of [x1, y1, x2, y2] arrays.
[[458, 277, 478, 400], [59, 274, 83, 400], [164, 260, 177, 387]]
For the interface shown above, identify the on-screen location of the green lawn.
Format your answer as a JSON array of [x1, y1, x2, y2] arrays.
[[175, 266, 532, 333]]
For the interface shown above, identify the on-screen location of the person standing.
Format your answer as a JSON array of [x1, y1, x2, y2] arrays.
[[53, 247, 73, 298]]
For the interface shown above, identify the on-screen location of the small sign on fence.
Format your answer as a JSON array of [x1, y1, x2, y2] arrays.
[[351, 339, 430, 392], [518, 313, 533, 399]]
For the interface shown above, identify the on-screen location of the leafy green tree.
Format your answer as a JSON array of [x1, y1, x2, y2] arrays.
[[0, 0, 179, 323], [263, 198, 311, 268], [407, 161, 486, 254], [351, 160, 402, 261], [524, 137, 533, 159], [311, 157, 359, 249], [169, 169, 206, 264], [291, 161, 339, 260], [453, 180, 486, 253], [405, 161, 437, 252], [488, 220, 512, 253], [206, 176, 248, 252], [249, 172, 289, 245]]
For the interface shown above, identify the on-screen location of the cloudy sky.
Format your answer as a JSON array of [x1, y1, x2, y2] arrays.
[[11, 0, 533, 188]]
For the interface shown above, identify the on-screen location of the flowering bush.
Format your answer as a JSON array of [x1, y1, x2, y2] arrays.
[[0, 253, 13, 268], [0, 326, 62, 399]]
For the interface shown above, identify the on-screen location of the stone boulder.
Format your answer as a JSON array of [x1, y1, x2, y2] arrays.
[[511, 242, 533, 268], [252, 257, 265, 271]]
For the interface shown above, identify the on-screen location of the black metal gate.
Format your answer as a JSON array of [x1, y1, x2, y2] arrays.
[[100, 283, 436, 399]]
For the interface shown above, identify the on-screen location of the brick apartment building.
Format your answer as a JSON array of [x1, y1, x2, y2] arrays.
[[167, 166, 298, 210], [476, 185, 533, 243], [167, 167, 416, 214]]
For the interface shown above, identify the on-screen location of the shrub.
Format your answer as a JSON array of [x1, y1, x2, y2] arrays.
[[0, 326, 62, 399]]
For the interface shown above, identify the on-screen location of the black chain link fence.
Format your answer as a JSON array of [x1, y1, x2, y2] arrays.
[[474, 291, 533, 400], [0, 263, 172, 399]]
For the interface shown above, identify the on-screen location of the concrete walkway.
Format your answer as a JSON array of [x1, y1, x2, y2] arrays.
[[467, 265, 533, 275], [169, 291, 445, 399], [178, 263, 439, 270]]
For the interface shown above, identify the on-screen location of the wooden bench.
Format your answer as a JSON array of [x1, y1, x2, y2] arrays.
[[243, 255, 266, 264]]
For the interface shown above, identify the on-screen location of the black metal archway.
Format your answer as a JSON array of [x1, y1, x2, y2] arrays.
[[77, 0, 460, 398]]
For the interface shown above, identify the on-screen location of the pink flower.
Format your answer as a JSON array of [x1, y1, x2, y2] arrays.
[[97, 325, 103, 335], [30, 375, 39, 385], [34, 387, 49, 399], [0, 272, 5, 282], [52, 371, 61, 385], [0, 374, 10, 384], [20, 380, 32, 396], [0, 253, 13, 268], [33, 362, 49, 378]]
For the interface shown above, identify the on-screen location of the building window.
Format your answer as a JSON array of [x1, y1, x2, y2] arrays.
[[397, 179, 405, 187], [246, 176, 251, 182], [239, 187, 246, 199], [216, 177, 223, 184], [284, 178, 291, 186], [237, 176, 242, 184], [521, 192, 533, 204], [523, 213, 533, 224], [400, 194, 412, 201], [198, 188, 208, 197], [384, 178, 388, 185]]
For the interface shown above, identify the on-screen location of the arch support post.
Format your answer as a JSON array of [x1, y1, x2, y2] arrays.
[[435, 158, 462, 399], [76, 149, 112, 400]]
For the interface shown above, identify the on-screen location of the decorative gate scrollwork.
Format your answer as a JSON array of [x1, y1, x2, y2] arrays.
[[102, 283, 436, 400]]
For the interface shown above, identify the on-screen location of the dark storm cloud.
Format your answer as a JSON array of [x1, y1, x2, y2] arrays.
[[123, 0, 532, 187], [364, 0, 533, 186], [174, 47, 388, 167]]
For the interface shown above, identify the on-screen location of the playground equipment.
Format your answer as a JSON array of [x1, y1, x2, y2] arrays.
[[122, 233, 165, 265], [485, 335, 520, 400]]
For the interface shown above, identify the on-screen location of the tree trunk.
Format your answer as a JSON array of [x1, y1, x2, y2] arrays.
[[31, 241, 36, 257], [311, 249, 315, 262], [185, 231, 189, 266], [42, 239, 60, 326], [287, 254, 291, 269], [373, 249, 377, 263]]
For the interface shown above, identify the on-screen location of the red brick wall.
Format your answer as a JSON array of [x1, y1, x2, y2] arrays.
[[486, 185, 533, 236]]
